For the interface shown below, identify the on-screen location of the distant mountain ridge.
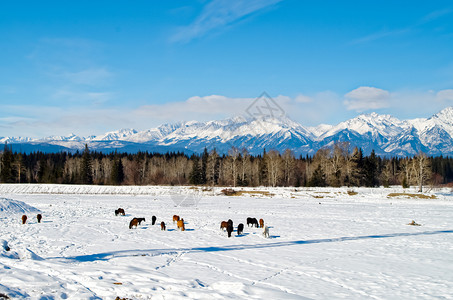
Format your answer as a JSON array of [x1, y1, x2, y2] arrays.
[[2, 107, 453, 157]]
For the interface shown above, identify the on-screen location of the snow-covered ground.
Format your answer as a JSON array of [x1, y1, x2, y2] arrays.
[[1, 184, 452, 299]]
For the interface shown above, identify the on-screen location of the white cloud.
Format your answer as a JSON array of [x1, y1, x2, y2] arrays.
[[294, 94, 312, 103], [170, 0, 282, 43], [343, 86, 390, 112], [436, 89, 453, 101]]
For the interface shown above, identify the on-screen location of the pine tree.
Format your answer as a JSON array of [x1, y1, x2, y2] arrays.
[[201, 147, 208, 184], [111, 157, 124, 185], [189, 157, 203, 185], [81, 144, 93, 184], [308, 164, 326, 187], [363, 150, 378, 187], [0, 143, 16, 183]]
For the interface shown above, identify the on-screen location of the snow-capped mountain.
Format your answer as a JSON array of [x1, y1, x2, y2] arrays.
[[2, 107, 453, 156]]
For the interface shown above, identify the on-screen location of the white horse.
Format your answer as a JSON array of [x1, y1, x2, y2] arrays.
[[263, 226, 269, 238]]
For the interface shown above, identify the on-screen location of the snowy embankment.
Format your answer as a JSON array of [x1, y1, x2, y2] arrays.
[[0, 184, 452, 299]]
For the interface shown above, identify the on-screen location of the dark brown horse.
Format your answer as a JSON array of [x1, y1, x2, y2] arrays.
[[37, 214, 42, 223], [21, 215, 27, 224], [237, 223, 244, 235], [227, 223, 233, 238], [116, 208, 125, 216], [152, 216, 157, 225], [161, 221, 166, 231], [247, 217, 259, 228]]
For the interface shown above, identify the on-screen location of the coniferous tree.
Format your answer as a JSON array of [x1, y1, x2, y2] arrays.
[[111, 157, 124, 185], [363, 150, 379, 187], [308, 164, 326, 187], [201, 147, 208, 184], [0, 143, 16, 183], [81, 144, 93, 184], [189, 157, 203, 185]]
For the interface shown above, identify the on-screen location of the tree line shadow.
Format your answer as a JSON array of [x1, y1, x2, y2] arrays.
[[45, 229, 453, 263]]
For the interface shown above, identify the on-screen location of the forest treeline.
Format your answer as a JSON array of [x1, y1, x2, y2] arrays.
[[1, 142, 453, 188]]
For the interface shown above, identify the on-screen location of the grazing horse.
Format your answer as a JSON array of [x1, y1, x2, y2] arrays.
[[37, 214, 42, 223], [227, 223, 233, 238], [237, 223, 244, 235], [129, 218, 139, 229], [247, 217, 259, 228], [263, 226, 269, 238], [136, 218, 146, 225], [220, 221, 228, 230], [116, 208, 125, 216], [177, 219, 185, 231], [259, 218, 264, 228], [161, 221, 166, 231], [152, 216, 157, 225], [21, 215, 27, 224], [173, 215, 180, 223]]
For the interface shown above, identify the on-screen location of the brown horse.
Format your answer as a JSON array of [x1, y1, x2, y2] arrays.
[[177, 219, 185, 231], [129, 218, 139, 229], [37, 214, 42, 223], [116, 208, 125, 216], [173, 215, 180, 223], [161, 221, 166, 231], [220, 221, 228, 230], [259, 218, 264, 228], [21, 215, 27, 224]]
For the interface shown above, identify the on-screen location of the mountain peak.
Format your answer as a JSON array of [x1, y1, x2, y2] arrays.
[[432, 106, 453, 124]]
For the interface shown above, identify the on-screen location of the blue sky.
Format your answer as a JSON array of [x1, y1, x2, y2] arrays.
[[1, 0, 453, 137]]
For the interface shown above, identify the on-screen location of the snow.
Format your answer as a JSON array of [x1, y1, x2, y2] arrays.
[[0, 184, 452, 299]]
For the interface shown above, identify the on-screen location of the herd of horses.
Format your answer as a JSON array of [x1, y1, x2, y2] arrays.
[[19, 209, 270, 238], [220, 217, 269, 238], [119, 208, 270, 238]]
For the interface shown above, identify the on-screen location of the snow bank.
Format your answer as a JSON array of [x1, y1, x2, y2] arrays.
[[0, 198, 41, 216]]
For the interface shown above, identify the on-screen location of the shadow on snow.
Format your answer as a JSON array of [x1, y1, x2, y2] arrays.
[[48, 229, 453, 263]]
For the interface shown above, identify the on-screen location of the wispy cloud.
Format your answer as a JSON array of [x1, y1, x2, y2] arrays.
[[170, 0, 282, 43], [351, 7, 453, 45]]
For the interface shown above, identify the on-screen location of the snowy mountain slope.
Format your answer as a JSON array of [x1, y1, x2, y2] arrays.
[[3, 107, 453, 156]]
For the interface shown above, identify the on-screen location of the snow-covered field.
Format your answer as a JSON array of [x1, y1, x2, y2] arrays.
[[1, 184, 452, 299]]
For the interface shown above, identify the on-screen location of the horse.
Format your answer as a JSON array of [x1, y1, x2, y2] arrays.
[[129, 218, 139, 229], [136, 218, 146, 225], [161, 221, 166, 231], [116, 208, 125, 216], [220, 221, 228, 230], [37, 214, 42, 223], [152, 216, 157, 225], [237, 223, 244, 235], [21, 215, 27, 224], [173, 215, 180, 223], [259, 218, 264, 228], [263, 226, 269, 238], [227, 223, 233, 238], [177, 219, 185, 231], [247, 217, 259, 228]]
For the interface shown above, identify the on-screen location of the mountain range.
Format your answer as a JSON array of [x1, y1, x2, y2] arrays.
[[2, 107, 453, 157]]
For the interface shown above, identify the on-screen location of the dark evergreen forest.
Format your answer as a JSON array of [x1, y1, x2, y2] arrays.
[[1, 143, 452, 187]]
